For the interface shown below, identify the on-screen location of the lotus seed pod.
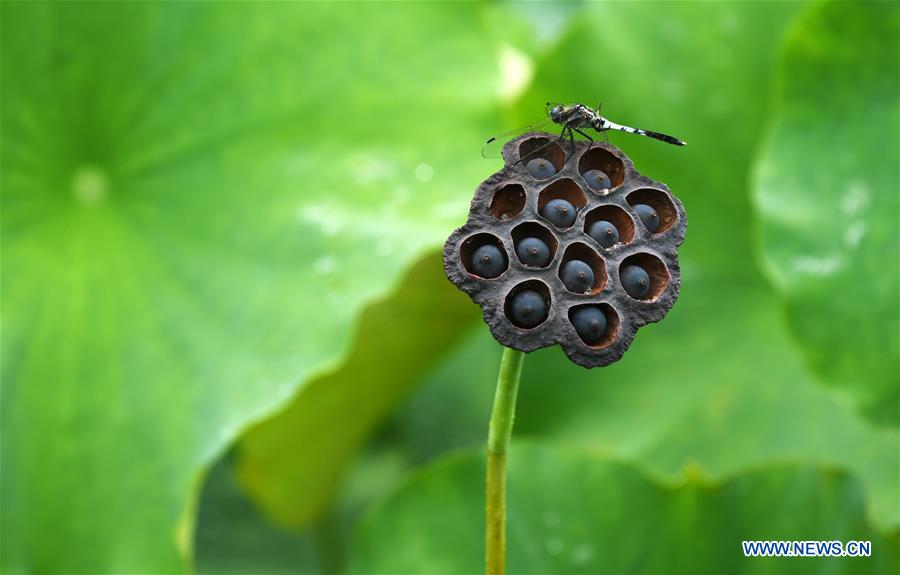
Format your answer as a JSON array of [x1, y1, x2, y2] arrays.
[[588, 220, 619, 248], [541, 198, 577, 228], [584, 169, 611, 191], [570, 306, 608, 345], [443, 133, 686, 368], [515, 237, 552, 268], [632, 203, 660, 233], [560, 260, 594, 294], [471, 244, 506, 279], [620, 264, 650, 299], [526, 157, 557, 179], [508, 289, 548, 329]]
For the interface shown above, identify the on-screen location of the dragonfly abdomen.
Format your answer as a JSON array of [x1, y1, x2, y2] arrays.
[[601, 118, 686, 146], [642, 129, 686, 146]]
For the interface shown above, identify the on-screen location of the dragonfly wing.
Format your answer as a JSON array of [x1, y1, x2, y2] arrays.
[[519, 115, 610, 165], [518, 133, 567, 165], [481, 116, 558, 158], [487, 116, 596, 166]]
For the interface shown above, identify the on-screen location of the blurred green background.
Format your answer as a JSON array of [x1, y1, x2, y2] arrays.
[[2, 1, 898, 574]]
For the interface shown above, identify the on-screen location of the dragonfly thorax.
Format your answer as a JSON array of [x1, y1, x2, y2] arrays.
[[549, 104, 596, 127]]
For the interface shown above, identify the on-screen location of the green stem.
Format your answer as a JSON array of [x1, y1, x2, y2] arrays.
[[486, 346, 525, 575]]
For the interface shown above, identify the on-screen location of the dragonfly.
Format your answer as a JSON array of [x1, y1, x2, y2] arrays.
[[482, 102, 686, 163]]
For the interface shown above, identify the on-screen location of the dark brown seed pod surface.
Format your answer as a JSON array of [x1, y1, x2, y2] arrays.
[[443, 132, 687, 368]]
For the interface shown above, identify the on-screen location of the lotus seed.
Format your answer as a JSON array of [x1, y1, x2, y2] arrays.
[[470, 244, 505, 278], [541, 198, 577, 228], [571, 306, 608, 345], [561, 259, 594, 293], [633, 203, 660, 233], [526, 157, 556, 179], [588, 220, 620, 248], [516, 236, 551, 267], [509, 289, 548, 329], [620, 264, 650, 299], [584, 169, 611, 191]]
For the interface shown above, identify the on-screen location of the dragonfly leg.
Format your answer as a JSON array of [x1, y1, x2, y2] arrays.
[[551, 123, 573, 157], [558, 122, 576, 154], [574, 127, 594, 148]]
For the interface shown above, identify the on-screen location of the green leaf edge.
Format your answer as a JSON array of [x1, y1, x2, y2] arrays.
[[353, 439, 900, 546], [748, 0, 899, 428], [178, 243, 447, 570]]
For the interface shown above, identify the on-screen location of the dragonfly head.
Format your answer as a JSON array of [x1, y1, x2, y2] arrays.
[[547, 103, 565, 123]]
